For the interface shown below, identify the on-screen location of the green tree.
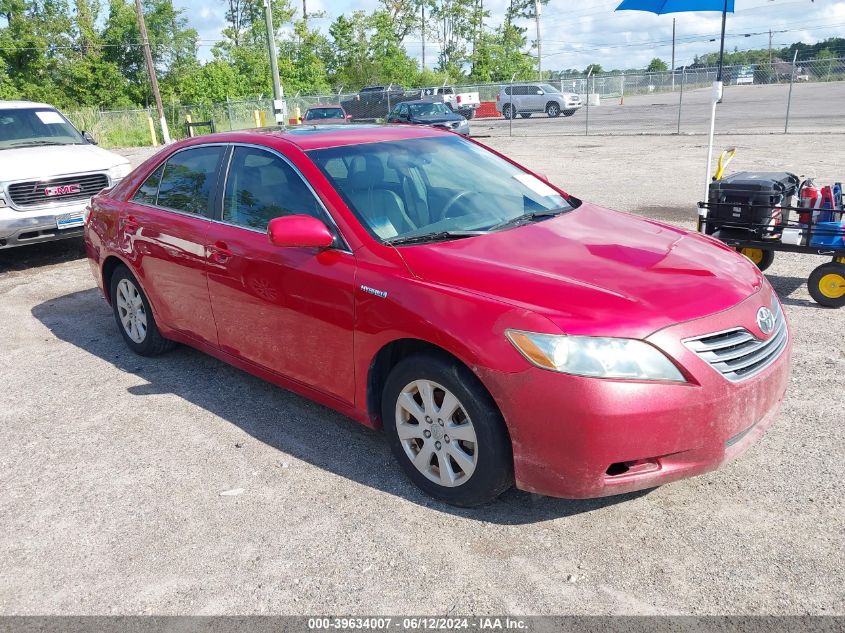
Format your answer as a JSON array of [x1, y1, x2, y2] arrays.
[[646, 57, 667, 72]]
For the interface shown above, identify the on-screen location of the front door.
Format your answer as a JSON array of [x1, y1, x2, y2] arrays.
[[205, 145, 357, 404], [119, 145, 225, 345]]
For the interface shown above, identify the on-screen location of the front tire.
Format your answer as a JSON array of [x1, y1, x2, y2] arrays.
[[110, 266, 174, 356], [546, 102, 561, 117], [519, 113, 531, 119], [382, 353, 513, 507]]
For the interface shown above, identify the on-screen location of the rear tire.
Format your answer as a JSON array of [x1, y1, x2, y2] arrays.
[[109, 266, 174, 356], [562, 110, 576, 117], [808, 262, 845, 308], [460, 109, 475, 120], [502, 104, 514, 119], [382, 353, 513, 507], [737, 247, 774, 272]]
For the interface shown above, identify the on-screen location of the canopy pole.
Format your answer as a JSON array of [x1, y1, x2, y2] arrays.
[[716, 0, 727, 81]]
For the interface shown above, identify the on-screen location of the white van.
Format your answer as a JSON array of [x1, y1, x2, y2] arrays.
[[0, 101, 131, 249]]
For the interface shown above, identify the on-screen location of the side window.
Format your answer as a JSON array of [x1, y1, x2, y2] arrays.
[[132, 164, 165, 205], [531, 85, 542, 94], [504, 87, 512, 96], [222, 146, 323, 231], [399, 104, 408, 118], [390, 104, 402, 116], [156, 146, 223, 217]]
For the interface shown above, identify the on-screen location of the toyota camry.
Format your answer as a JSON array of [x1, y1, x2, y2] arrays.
[[84, 125, 791, 506]]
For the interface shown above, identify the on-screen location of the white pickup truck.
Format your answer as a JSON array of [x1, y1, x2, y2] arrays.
[[0, 101, 131, 249], [421, 86, 481, 119]]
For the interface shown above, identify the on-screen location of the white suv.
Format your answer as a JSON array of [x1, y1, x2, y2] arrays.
[[495, 83, 582, 119], [0, 101, 131, 249]]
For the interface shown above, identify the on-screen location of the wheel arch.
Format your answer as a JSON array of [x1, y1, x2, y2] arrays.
[[366, 337, 503, 432], [101, 254, 130, 304]]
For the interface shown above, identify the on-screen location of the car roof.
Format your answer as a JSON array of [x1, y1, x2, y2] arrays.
[[173, 124, 451, 152], [305, 104, 343, 109], [0, 100, 57, 110]]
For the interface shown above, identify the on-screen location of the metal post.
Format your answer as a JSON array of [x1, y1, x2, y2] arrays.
[[585, 68, 593, 136], [717, 0, 727, 82], [226, 96, 233, 131], [421, 3, 425, 69], [784, 50, 798, 134], [534, 0, 542, 80], [509, 72, 515, 137], [677, 66, 685, 134], [671, 18, 676, 91]]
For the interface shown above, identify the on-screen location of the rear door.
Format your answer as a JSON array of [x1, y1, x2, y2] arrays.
[[204, 144, 357, 404], [120, 145, 225, 345]]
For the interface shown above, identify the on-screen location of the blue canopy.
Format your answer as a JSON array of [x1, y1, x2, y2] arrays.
[[615, 0, 734, 13]]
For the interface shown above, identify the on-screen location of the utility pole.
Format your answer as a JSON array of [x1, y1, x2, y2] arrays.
[[534, 0, 542, 80], [302, 0, 307, 25], [263, 0, 284, 122], [421, 3, 425, 69], [134, 0, 170, 143]]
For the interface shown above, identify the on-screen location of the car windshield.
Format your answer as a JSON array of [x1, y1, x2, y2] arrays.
[[305, 107, 345, 121], [0, 108, 85, 150], [308, 135, 574, 243], [408, 102, 451, 116], [539, 83, 560, 94]]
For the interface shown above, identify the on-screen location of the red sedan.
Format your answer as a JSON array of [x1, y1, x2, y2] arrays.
[[84, 126, 791, 506]]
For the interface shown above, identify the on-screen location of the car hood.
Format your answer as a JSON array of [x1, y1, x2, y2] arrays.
[[0, 143, 129, 182], [396, 204, 763, 339], [412, 114, 464, 124]]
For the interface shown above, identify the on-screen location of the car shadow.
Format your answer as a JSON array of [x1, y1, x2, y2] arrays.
[[32, 288, 649, 525], [766, 274, 819, 308], [0, 237, 86, 273]]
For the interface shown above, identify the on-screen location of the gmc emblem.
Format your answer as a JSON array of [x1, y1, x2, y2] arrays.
[[44, 184, 82, 197]]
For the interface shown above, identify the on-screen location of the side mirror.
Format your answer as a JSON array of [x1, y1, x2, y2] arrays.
[[267, 215, 334, 249], [82, 131, 97, 145], [536, 90, 544, 95]]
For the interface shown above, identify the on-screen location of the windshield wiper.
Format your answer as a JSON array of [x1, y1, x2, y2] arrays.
[[7, 140, 73, 148], [385, 230, 486, 246], [488, 207, 569, 231]]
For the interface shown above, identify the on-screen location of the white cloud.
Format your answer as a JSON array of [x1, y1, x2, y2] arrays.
[[181, 0, 845, 69]]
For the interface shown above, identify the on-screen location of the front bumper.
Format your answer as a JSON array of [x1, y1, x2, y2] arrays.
[[480, 289, 792, 499], [0, 199, 89, 248]]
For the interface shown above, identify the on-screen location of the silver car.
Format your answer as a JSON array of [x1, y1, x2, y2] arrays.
[[495, 83, 582, 119]]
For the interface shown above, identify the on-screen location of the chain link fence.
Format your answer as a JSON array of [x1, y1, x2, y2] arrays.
[[64, 57, 845, 148]]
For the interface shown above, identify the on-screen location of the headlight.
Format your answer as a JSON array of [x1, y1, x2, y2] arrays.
[[108, 162, 132, 182], [506, 329, 686, 382]]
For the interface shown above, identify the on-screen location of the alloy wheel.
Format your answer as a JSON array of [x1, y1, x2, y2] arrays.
[[115, 278, 147, 344], [394, 379, 478, 487]]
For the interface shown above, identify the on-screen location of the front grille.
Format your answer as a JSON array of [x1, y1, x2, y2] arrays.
[[684, 300, 787, 382], [7, 173, 109, 208]]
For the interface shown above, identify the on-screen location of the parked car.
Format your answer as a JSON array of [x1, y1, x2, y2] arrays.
[[496, 83, 582, 119], [302, 104, 350, 124], [85, 125, 791, 507], [0, 100, 131, 249], [421, 86, 481, 119], [340, 85, 418, 121], [386, 100, 470, 136]]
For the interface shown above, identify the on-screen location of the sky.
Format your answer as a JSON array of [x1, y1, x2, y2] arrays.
[[190, 0, 845, 71]]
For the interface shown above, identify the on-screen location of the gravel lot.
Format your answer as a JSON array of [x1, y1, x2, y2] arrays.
[[1, 134, 843, 616]]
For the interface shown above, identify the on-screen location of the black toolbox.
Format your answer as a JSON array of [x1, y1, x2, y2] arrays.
[[706, 171, 800, 239]]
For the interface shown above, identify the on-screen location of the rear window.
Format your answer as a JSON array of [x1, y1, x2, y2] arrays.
[[156, 146, 223, 217]]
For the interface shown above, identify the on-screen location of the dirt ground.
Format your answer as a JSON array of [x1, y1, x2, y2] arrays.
[[0, 134, 843, 616]]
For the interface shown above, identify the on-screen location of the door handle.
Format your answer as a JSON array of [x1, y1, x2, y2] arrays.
[[208, 241, 233, 264]]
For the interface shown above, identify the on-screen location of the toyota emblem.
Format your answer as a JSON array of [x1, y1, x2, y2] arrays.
[[756, 307, 776, 335]]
